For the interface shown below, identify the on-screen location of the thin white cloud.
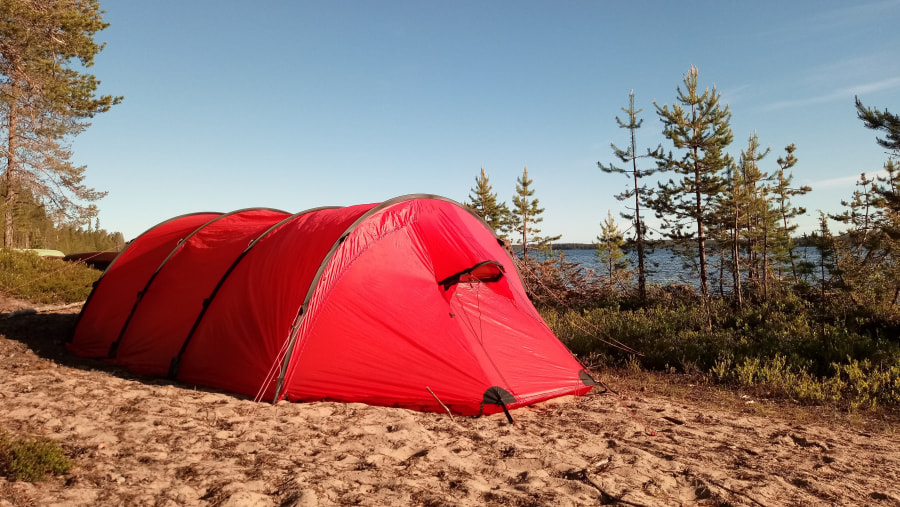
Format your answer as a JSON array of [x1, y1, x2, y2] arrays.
[[849, 76, 900, 95], [813, 0, 900, 30], [762, 76, 900, 112], [811, 53, 897, 81], [812, 169, 889, 188], [752, 0, 900, 46], [721, 83, 753, 107]]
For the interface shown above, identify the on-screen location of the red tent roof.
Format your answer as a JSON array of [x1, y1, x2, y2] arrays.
[[69, 195, 594, 416]]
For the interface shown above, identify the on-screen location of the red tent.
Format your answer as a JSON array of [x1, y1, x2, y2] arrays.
[[68, 195, 594, 416]]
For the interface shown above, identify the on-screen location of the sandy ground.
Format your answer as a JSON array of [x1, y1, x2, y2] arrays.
[[1, 296, 900, 506]]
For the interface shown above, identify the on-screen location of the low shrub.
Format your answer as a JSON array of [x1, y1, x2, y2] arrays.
[[709, 355, 900, 409], [0, 429, 73, 482], [0, 249, 100, 304], [710, 355, 845, 405], [836, 358, 900, 410], [545, 287, 900, 411]]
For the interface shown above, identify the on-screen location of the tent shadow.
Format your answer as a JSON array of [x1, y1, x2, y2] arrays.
[[0, 311, 252, 400]]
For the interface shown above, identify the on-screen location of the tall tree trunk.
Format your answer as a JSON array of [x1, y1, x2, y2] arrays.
[[521, 214, 528, 260], [863, 180, 871, 244], [4, 59, 21, 248], [732, 180, 744, 308], [718, 253, 725, 297], [782, 203, 799, 284], [632, 131, 647, 305], [607, 239, 614, 282], [762, 222, 769, 301], [819, 246, 827, 303], [695, 160, 709, 297], [694, 154, 712, 329], [745, 181, 758, 293]]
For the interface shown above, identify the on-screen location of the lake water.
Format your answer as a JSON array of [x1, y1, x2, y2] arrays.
[[530, 246, 823, 289]]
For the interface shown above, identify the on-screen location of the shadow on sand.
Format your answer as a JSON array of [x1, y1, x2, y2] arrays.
[[0, 311, 250, 400]]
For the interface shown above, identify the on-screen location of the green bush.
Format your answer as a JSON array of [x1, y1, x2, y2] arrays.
[[545, 286, 900, 411], [0, 249, 100, 304], [710, 355, 845, 405], [708, 355, 900, 409], [0, 429, 73, 482], [836, 358, 900, 410]]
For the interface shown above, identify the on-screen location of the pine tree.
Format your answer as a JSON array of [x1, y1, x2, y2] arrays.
[[1, 0, 122, 247], [737, 133, 773, 298], [467, 167, 510, 239], [598, 90, 658, 303], [874, 158, 900, 239], [831, 173, 880, 248], [651, 66, 734, 297], [872, 158, 900, 307], [595, 210, 631, 290], [855, 97, 900, 157], [510, 166, 560, 260], [835, 159, 900, 311], [714, 161, 745, 306], [829, 173, 885, 306], [811, 211, 837, 303], [771, 144, 811, 284], [850, 98, 900, 310]]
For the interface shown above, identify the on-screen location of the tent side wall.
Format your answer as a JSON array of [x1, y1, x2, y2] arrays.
[[68, 212, 223, 358], [175, 203, 380, 399], [111, 209, 291, 376], [168, 206, 342, 379]]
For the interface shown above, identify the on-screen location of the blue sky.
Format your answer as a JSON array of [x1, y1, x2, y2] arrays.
[[72, 1, 900, 243]]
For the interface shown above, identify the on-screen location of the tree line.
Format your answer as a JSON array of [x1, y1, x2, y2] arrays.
[[467, 66, 899, 320], [0, 179, 123, 253]]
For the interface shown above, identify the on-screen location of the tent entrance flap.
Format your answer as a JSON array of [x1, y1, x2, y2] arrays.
[[439, 260, 505, 290]]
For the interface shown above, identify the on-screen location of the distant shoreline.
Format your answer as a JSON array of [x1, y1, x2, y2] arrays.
[[509, 237, 819, 252]]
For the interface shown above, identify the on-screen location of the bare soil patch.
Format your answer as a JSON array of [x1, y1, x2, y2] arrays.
[[1, 297, 899, 506]]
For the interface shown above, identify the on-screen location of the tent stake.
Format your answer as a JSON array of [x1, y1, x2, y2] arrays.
[[426, 386, 454, 420], [498, 399, 514, 425]]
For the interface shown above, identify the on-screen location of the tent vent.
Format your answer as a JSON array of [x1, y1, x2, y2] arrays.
[[438, 260, 504, 290]]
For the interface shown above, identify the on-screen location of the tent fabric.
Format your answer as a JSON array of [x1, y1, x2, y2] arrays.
[[69, 212, 223, 358], [68, 195, 594, 415]]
